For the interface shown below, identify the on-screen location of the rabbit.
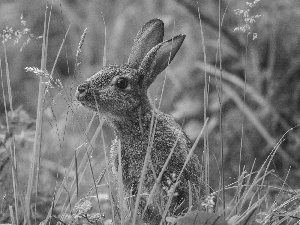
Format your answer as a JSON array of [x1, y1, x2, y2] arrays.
[[76, 18, 206, 224]]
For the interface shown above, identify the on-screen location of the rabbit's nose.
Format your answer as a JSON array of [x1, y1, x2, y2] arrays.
[[76, 83, 89, 98]]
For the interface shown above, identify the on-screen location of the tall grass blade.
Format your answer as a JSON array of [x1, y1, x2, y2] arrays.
[[197, 2, 210, 196], [1, 57, 19, 224], [117, 140, 125, 225], [3, 43, 13, 112], [9, 206, 15, 225], [44, 113, 97, 222], [101, 13, 108, 67], [142, 138, 179, 218], [217, 0, 226, 215], [85, 138, 104, 222], [100, 127, 116, 224], [60, 119, 104, 217], [0, 59, 8, 129], [75, 150, 79, 202], [49, 25, 71, 78], [162, 118, 208, 221], [132, 111, 156, 225], [2, 40, 22, 225], [25, 5, 49, 216]]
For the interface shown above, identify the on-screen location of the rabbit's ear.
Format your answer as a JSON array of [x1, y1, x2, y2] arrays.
[[139, 34, 185, 88], [127, 19, 164, 69]]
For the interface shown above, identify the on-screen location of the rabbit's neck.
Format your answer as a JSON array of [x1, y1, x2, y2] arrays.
[[110, 107, 161, 184], [110, 106, 156, 138]]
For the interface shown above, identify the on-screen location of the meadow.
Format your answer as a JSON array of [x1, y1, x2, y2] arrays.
[[1, 0, 300, 224]]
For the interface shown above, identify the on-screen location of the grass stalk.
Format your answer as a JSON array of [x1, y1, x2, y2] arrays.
[[25, 5, 49, 217], [132, 110, 157, 225], [218, 0, 225, 214], [60, 119, 104, 216], [141, 138, 179, 218], [117, 140, 125, 225], [45, 112, 97, 219], [197, 1, 210, 195], [161, 118, 208, 221], [9, 206, 15, 225], [2, 41, 22, 225], [49, 24, 71, 78], [100, 127, 116, 224], [3, 43, 13, 112], [84, 139, 104, 221], [0, 59, 8, 130], [75, 150, 79, 202]]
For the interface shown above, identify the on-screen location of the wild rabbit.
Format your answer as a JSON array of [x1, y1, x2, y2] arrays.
[[76, 18, 205, 224]]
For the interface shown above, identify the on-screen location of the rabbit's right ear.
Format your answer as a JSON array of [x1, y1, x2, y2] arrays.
[[138, 34, 185, 88], [127, 19, 164, 69]]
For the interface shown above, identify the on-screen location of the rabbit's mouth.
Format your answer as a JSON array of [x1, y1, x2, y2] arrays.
[[75, 90, 91, 108], [75, 83, 96, 109], [75, 89, 87, 100], [76, 82, 89, 99], [76, 84, 104, 111], [76, 92, 97, 111], [76, 82, 96, 105]]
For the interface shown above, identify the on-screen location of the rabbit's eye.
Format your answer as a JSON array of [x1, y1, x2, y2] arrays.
[[115, 77, 129, 90]]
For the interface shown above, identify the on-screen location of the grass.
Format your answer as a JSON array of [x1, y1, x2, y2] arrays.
[[1, 0, 300, 225]]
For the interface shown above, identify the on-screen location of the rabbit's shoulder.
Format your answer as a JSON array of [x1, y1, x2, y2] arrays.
[[154, 111, 192, 150]]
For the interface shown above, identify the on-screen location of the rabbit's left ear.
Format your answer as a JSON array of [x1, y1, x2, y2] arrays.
[[139, 34, 185, 88], [128, 19, 164, 69]]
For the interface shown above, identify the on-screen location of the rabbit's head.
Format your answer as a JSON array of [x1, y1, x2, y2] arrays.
[[76, 19, 185, 120]]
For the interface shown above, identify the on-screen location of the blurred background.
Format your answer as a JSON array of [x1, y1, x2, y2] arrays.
[[1, 0, 300, 223]]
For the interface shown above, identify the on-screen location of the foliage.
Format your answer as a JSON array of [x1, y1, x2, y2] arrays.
[[1, 0, 300, 224]]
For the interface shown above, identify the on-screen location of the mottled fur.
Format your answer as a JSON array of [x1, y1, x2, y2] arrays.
[[76, 19, 205, 224]]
